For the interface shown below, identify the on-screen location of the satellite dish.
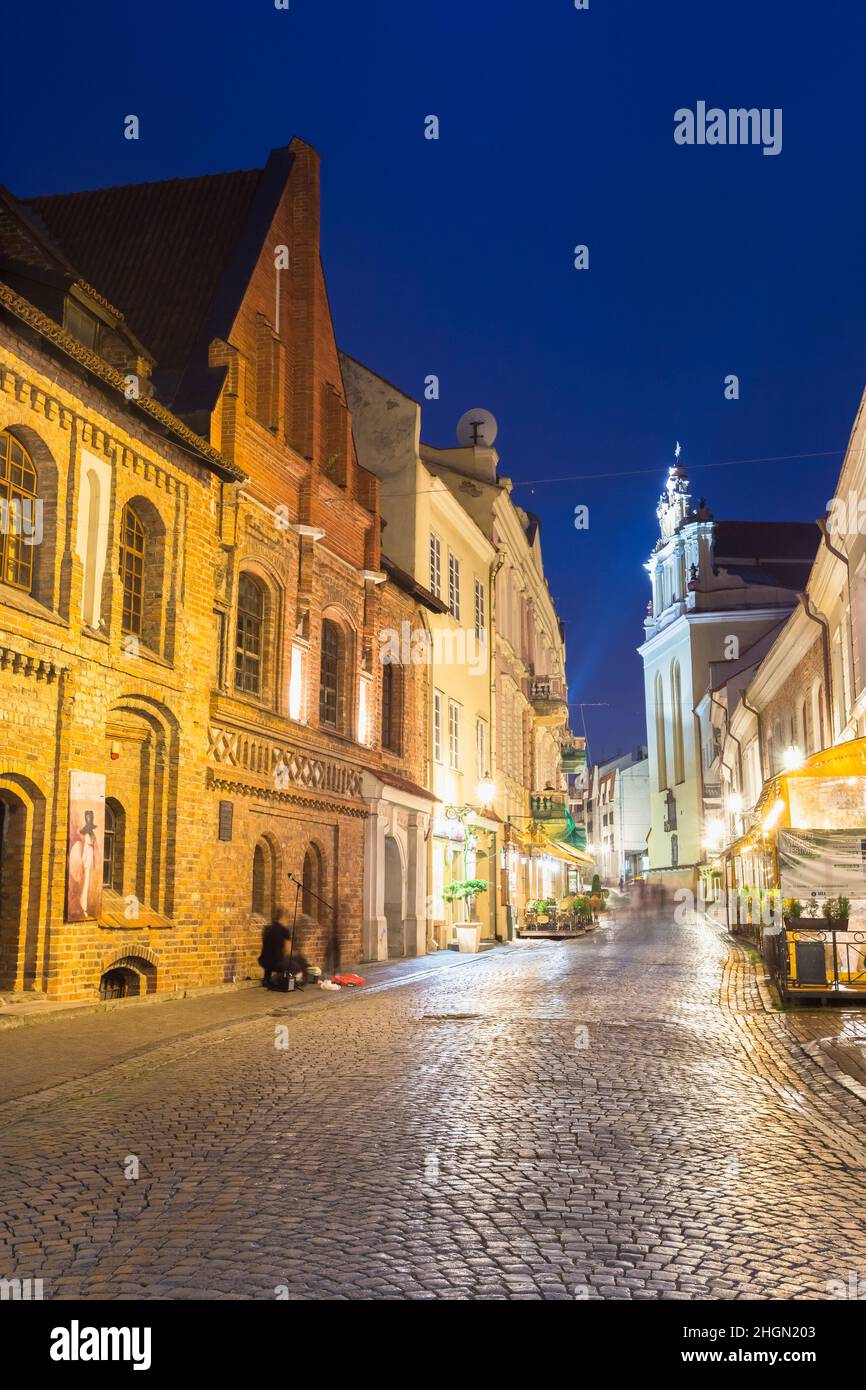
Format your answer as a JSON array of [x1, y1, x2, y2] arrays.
[[457, 408, 498, 448]]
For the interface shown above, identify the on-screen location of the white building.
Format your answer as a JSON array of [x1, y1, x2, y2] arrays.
[[637, 452, 817, 888], [583, 749, 650, 884]]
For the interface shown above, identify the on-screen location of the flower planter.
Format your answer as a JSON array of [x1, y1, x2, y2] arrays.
[[455, 922, 482, 954]]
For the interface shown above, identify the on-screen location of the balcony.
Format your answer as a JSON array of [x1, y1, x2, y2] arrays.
[[560, 740, 586, 773], [530, 789, 568, 822], [528, 676, 569, 727]]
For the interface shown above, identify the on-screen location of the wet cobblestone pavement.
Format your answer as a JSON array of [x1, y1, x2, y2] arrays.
[[2, 910, 866, 1300]]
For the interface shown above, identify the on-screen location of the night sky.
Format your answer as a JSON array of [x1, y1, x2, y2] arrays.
[[5, 1, 866, 761]]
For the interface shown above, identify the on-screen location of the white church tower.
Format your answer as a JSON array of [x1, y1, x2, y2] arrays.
[[637, 447, 818, 888]]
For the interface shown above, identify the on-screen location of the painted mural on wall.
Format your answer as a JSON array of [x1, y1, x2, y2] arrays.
[[66, 770, 105, 921]]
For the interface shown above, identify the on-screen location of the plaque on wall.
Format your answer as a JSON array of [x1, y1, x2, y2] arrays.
[[218, 800, 234, 841]]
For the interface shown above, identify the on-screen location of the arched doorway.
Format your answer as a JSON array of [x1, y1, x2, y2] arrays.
[[384, 835, 405, 958]]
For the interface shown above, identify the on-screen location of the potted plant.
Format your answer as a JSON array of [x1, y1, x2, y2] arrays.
[[443, 878, 488, 952], [835, 895, 851, 928], [574, 894, 592, 926], [782, 897, 803, 926]]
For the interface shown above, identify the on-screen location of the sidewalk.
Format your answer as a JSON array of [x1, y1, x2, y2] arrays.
[[0, 941, 532, 1105], [709, 907, 866, 1106]]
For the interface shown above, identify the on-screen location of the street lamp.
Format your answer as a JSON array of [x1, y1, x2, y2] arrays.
[[476, 773, 496, 808], [782, 745, 804, 772]]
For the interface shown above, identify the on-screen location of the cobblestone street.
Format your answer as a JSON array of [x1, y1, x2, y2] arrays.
[[2, 908, 866, 1301]]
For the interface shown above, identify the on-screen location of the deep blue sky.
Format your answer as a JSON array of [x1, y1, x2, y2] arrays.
[[5, 1, 866, 761]]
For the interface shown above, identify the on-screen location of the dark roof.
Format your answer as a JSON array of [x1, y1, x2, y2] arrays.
[[27, 168, 263, 383], [712, 519, 819, 592]]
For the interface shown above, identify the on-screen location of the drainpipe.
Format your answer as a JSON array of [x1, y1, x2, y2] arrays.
[[817, 518, 857, 723], [741, 690, 766, 785], [798, 590, 834, 746], [488, 548, 507, 939]]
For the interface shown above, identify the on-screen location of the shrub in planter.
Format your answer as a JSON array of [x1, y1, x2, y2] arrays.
[[782, 897, 803, 923], [825, 895, 851, 927], [443, 878, 488, 919]]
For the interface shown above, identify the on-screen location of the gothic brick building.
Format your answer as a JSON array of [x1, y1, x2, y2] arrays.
[[0, 140, 435, 1001]]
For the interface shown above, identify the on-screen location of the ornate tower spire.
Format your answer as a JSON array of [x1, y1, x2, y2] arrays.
[[656, 441, 691, 540]]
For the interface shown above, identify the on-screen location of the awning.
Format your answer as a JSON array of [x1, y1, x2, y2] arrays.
[[538, 840, 595, 868]]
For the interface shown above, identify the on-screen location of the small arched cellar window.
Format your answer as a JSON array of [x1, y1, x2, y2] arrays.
[[235, 574, 265, 696]]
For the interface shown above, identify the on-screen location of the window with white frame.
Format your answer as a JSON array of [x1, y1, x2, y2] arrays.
[[474, 577, 485, 643], [476, 717, 488, 780], [429, 532, 442, 598], [433, 689, 444, 763], [448, 698, 460, 770], [448, 551, 461, 620]]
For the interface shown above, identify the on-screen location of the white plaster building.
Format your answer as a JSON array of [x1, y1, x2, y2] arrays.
[[637, 453, 818, 887]]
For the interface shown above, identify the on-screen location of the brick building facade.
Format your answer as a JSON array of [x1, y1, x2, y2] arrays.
[[0, 140, 435, 1001]]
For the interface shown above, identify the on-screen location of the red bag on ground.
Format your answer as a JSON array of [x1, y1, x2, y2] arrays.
[[333, 973, 365, 987]]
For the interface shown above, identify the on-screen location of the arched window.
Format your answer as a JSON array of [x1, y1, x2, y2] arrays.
[[251, 837, 277, 919], [671, 661, 685, 785], [119, 503, 145, 636], [319, 619, 344, 729], [381, 661, 402, 753], [235, 574, 265, 696], [102, 799, 125, 893], [0, 430, 38, 592], [302, 843, 323, 919], [654, 672, 667, 791]]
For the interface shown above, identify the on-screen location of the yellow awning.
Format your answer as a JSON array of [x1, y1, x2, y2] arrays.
[[539, 840, 595, 867]]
